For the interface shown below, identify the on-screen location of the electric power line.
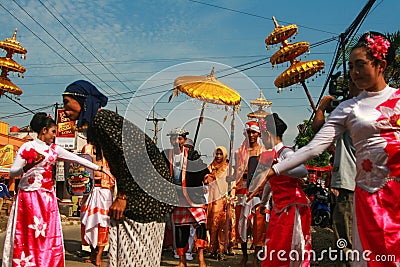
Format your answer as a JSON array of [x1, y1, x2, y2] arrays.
[[10, 0, 126, 104], [187, 0, 338, 35]]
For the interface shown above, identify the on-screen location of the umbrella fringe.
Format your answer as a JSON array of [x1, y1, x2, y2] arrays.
[[173, 88, 179, 97]]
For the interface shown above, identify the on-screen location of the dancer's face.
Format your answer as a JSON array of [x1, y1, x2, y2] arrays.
[[349, 47, 385, 92], [62, 95, 81, 120], [40, 125, 57, 144]]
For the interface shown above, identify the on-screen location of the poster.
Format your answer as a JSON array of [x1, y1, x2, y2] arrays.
[[0, 144, 13, 166], [56, 109, 76, 149]]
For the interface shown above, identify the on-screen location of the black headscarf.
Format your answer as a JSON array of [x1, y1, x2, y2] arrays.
[[63, 80, 108, 142]]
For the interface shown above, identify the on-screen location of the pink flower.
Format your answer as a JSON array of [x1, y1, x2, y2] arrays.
[[20, 148, 38, 164], [366, 35, 390, 60]]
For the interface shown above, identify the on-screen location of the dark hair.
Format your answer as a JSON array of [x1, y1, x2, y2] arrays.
[[30, 112, 56, 134], [351, 31, 396, 66], [263, 113, 287, 138]]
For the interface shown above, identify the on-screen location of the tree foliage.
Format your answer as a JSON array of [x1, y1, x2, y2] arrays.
[[294, 120, 331, 167], [385, 31, 400, 88]]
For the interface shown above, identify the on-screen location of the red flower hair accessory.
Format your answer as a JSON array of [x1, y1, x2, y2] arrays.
[[259, 119, 267, 132], [21, 148, 38, 164], [365, 35, 390, 60]]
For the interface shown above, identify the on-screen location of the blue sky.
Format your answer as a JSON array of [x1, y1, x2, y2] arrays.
[[0, 0, 399, 161]]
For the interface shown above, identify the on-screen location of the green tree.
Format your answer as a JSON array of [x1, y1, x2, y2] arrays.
[[294, 120, 331, 167], [385, 31, 400, 87]]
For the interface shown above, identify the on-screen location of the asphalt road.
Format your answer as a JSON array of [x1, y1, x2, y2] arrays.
[[0, 224, 251, 267]]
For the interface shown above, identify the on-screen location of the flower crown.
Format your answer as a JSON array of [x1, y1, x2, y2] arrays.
[[365, 35, 390, 60]]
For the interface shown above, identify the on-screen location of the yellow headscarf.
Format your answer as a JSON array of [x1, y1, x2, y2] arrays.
[[209, 146, 229, 177]]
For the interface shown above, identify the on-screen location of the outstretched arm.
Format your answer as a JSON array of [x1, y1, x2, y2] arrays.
[[56, 145, 100, 170]]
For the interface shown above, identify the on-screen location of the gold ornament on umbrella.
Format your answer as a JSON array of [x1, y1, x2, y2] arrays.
[[247, 90, 272, 119], [270, 42, 310, 65], [274, 59, 325, 88], [265, 17, 324, 111], [0, 29, 27, 96], [265, 21, 298, 46]]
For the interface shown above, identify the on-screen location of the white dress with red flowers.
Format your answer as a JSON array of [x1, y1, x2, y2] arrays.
[[273, 86, 400, 266], [2, 139, 98, 267]]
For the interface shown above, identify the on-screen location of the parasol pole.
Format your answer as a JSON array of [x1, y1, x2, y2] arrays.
[[193, 101, 206, 147], [301, 81, 317, 112], [228, 106, 236, 177], [224, 105, 236, 252]]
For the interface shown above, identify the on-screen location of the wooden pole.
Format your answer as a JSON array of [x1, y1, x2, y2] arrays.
[[301, 81, 317, 112], [193, 102, 206, 147]]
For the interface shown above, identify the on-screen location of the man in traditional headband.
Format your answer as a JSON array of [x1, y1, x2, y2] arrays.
[[232, 120, 266, 267], [163, 128, 195, 262], [164, 128, 210, 267], [63, 80, 177, 266]]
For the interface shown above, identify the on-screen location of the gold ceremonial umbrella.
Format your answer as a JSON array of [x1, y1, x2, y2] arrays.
[[274, 59, 325, 88], [0, 77, 22, 96], [174, 68, 241, 106], [0, 58, 26, 73], [270, 42, 310, 65], [247, 109, 271, 119], [0, 30, 27, 56], [174, 68, 240, 251], [265, 16, 324, 112], [265, 17, 298, 46], [250, 90, 272, 108], [173, 67, 241, 146], [0, 29, 27, 96], [247, 90, 272, 119]]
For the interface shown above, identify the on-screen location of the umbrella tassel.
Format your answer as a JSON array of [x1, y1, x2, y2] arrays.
[[173, 88, 179, 97], [168, 94, 173, 103]]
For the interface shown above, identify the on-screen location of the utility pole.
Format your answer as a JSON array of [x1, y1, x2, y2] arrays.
[[146, 107, 165, 145]]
